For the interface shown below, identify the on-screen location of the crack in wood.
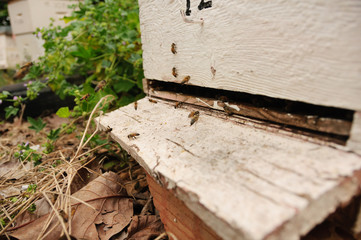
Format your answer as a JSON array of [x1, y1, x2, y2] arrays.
[[238, 181, 292, 209], [119, 110, 142, 123], [259, 159, 322, 186], [166, 138, 200, 158], [242, 168, 313, 201]]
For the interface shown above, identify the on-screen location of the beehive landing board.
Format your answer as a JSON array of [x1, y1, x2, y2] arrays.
[[139, 0, 361, 111], [97, 98, 361, 240]]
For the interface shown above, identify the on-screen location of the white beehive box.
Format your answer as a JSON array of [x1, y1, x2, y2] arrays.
[[8, 0, 79, 35], [99, 1, 361, 239], [14, 33, 44, 62], [0, 29, 22, 69], [139, 0, 361, 154]]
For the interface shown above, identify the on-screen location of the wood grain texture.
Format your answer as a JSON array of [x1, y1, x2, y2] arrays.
[[139, 0, 361, 110], [348, 111, 361, 155], [97, 98, 361, 240]]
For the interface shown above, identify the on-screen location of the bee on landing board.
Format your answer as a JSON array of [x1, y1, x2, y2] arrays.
[[174, 102, 182, 109], [223, 105, 236, 116], [13, 62, 33, 80], [94, 80, 106, 92], [188, 111, 200, 126], [105, 126, 112, 133], [148, 99, 157, 103], [171, 43, 177, 54], [128, 133, 139, 140], [134, 101, 138, 110], [180, 76, 190, 85]]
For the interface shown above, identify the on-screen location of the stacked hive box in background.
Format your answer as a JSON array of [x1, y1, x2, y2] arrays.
[[0, 26, 21, 69], [7, 0, 80, 63]]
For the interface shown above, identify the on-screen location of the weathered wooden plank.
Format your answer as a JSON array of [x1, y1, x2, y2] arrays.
[[97, 98, 361, 240], [347, 112, 361, 155], [139, 0, 361, 110]]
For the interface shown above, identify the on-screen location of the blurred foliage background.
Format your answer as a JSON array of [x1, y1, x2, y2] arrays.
[[1, 0, 144, 118]]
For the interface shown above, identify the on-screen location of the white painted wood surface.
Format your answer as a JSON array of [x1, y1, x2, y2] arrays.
[[348, 112, 361, 155], [139, 0, 361, 111], [97, 98, 361, 240]]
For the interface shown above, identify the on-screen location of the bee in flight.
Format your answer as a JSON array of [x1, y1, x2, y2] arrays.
[[172, 67, 178, 78], [13, 62, 33, 80], [180, 76, 190, 85], [149, 99, 157, 103], [81, 93, 90, 101], [95, 80, 106, 92], [171, 43, 177, 54], [128, 133, 140, 140], [188, 110, 200, 126]]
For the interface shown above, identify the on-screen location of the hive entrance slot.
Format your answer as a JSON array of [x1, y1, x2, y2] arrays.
[[145, 79, 354, 145]]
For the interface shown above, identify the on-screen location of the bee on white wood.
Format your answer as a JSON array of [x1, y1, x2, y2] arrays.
[[128, 133, 140, 140], [172, 67, 178, 78], [180, 76, 190, 85], [188, 111, 200, 126], [171, 43, 177, 54]]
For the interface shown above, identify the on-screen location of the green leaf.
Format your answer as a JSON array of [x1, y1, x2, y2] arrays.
[[5, 106, 19, 119], [27, 117, 46, 133], [0, 91, 11, 99], [56, 107, 70, 118], [101, 59, 112, 68], [47, 128, 61, 141], [113, 80, 135, 93]]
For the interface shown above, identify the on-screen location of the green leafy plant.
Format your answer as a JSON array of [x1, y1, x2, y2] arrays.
[[14, 142, 42, 166], [1, 93, 26, 120], [47, 128, 61, 141], [21, 0, 144, 118], [27, 203, 37, 213], [27, 117, 46, 132], [0, 90, 10, 99], [56, 107, 71, 118], [26, 184, 37, 194], [0, 218, 5, 227], [4, 106, 19, 119]]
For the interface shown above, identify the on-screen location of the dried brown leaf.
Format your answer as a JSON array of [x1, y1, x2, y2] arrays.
[[10, 172, 133, 240], [0, 160, 32, 179], [0, 186, 21, 198], [127, 215, 164, 240], [14, 198, 52, 227]]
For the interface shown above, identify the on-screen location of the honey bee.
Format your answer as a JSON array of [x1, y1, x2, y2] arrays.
[[223, 105, 236, 116], [174, 102, 182, 109], [149, 99, 157, 103], [217, 95, 228, 102], [128, 133, 140, 140], [180, 76, 190, 85], [189, 111, 200, 126], [59, 209, 68, 222], [81, 93, 90, 101], [134, 101, 138, 110], [94, 80, 106, 92], [172, 67, 178, 78], [105, 126, 112, 133], [13, 62, 33, 80], [171, 43, 177, 54], [188, 110, 199, 118]]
